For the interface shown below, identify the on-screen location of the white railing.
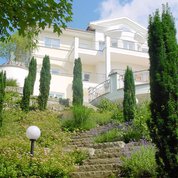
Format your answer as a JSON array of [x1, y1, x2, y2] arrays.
[[111, 69, 149, 83], [88, 79, 110, 102], [88, 69, 149, 102], [78, 39, 148, 53], [110, 39, 148, 53]]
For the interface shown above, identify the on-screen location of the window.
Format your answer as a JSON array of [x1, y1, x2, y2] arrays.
[[83, 73, 90, 81], [99, 41, 105, 50], [111, 39, 118, 48], [123, 40, 135, 50], [49, 92, 64, 99], [45, 37, 60, 48], [51, 68, 60, 75]]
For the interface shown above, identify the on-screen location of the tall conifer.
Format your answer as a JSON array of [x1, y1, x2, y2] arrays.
[[123, 66, 136, 121], [21, 77, 31, 112], [0, 71, 6, 127], [38, 55, 51, 110], [28, 57, 37, 94], [72, 58, 83, 105], [148, 4, 178, 177]]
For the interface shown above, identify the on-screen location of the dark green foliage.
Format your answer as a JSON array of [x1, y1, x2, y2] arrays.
[[20, 57, 36, 112], [28, 57, 37, 94], [148, 4, 178, 177], [123, 66, 136, 121], [20, 77, 31, 112], [72, 58, 83, 105], [38, 55, 51, 110], [0, 0, 73, 41], [0, 71, 6, 127]]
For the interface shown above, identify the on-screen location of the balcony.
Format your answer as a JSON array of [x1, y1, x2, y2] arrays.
[[88, 70, 150, 105], [78, 39, 148, 53]]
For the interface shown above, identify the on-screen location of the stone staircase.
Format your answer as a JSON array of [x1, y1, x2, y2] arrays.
[[67, 123, 127, 178]]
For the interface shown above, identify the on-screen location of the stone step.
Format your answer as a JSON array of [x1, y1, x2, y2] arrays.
[[70, 170, 119, 178], [69, 141, 125, 149], [70, 139, 94, 146], [71, 134, 94, 139], [76, 163, 121, 172], [93, 141, 125, 149], [91, 151, 121, 159], [68, 143, 94, 148], [83, 157, 121, 165], [94, 147, 121, 154]]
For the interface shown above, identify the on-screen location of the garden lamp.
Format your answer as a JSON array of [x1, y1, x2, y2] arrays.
[[26, 126, 41, 156]]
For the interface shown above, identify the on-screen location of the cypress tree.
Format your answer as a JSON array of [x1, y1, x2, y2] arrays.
[[123, 66, 136, 121], [38, 55, 51, 110], [72, 58, 83, 105], [0, 71, 6, 127], [21, 77, 31, 112], [148, 4, 178, 177], [28, 57, 37, 95]]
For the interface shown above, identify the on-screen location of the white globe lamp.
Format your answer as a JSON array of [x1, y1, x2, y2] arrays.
[[26, 126, 41, 156]]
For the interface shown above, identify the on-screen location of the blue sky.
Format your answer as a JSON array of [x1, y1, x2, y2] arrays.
[[68, 0, 132, 29], [68, 0, 178, 31], [68, 0, 101, 30]]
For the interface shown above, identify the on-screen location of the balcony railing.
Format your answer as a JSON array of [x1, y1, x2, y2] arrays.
[[111, 69, 149, 83], [78, 39, 148, 53], [88, 79, 110, 102], [88, 69, 149, 102]]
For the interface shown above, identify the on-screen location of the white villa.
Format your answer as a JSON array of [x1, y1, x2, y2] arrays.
[[0, 17, 150, 105]]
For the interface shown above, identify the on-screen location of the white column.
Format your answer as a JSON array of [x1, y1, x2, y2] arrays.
[[105, 36, 111, 80], [74, 37, 79, 59], [109, 72, 119, 93]]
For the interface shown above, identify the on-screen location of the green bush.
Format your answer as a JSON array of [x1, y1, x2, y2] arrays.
[[91, 111, 112, 125], [134, 102, 151, 140], [98, 99, 117, 112], [111, 107, 124, 122], [122, 126, 142, 143], [94, 128, 123, 143], [61, 105, 92, 131], [121, 145, 157, 177], [70, 149, 89, 165], [59, 98, 70, 107], [6, 78, 18, 87], [121, 102, 151, 143], [98, 99, 124, 123]]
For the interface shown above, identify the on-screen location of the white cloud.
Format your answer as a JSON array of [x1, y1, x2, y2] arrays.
[[98, 0, 178, 34]]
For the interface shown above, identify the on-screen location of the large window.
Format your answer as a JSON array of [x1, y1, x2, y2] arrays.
[[123, 40, 135, 50], [83, 73, 90, 81], [45, 37, 60, 48], [111, 39, 118, 48]]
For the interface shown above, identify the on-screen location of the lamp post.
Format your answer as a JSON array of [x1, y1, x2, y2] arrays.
[[26, 126, 41, 156]]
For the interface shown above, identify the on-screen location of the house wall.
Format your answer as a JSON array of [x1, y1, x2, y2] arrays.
[[0, 65, 28, 87]]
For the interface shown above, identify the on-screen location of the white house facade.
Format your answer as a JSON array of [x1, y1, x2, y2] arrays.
[[0, 17, 150, 104]]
